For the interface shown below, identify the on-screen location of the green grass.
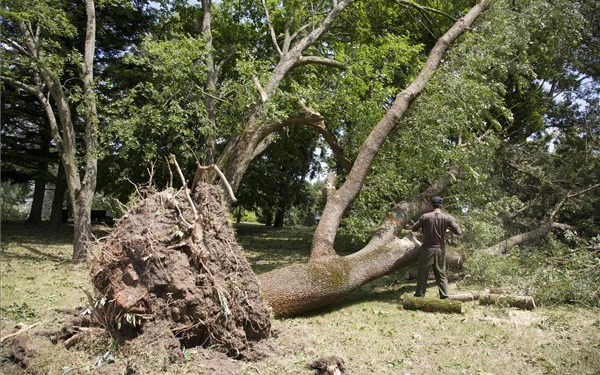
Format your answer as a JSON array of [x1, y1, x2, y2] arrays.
[[1, 222, 599, 374]]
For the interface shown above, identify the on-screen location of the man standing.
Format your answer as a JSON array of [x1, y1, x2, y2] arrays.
[[411, 196, 462, 299]]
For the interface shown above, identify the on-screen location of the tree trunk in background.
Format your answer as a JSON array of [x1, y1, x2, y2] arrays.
[[264, 209, 273, 227], [26, 178, 45, 224], [274, 208, 285, 228], [26, 133, 50, 224], [48, 162, 66, 232], [15, 0, 98, 262]]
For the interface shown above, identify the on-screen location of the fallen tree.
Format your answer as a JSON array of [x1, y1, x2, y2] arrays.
[[255, 0, 493, 317]]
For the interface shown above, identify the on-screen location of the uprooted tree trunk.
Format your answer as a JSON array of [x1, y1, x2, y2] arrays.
[[257, 0, 492, 317], [90, 182, 271, 358]]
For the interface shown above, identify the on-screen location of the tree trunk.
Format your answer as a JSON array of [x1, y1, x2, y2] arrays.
[[258, 0, 491, 316], [479, 294, 536, 310], [15, 0, 98, 262], [264, 209, 273, 227], [26, 133, 50, 224], [72, 191, 94, 262], [216, 0, 356, 193], [274, 208, 285, 228], [48, 162, 66, 232], [259, 233, 421, 317], [26, 178, 45, 224]]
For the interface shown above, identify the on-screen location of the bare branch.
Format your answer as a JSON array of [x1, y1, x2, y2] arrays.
[[0, 75, 39, 96], [261, 0, 283, 56], [568, 182, 600, 199], [289, 22, 312, 42]]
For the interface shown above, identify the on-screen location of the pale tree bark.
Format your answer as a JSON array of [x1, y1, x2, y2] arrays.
[[258, 0, 492, 317], [5, 0, 99, 262], [201, 0, 217, 166], [216, 0, 355, 192], [483, 222, 574, 255]]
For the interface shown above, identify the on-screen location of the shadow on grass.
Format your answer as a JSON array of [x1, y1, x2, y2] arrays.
[[1, 244, 69, 263], [1, 221, 111, 263]]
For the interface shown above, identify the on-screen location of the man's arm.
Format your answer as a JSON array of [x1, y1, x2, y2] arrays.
[[448, 217, 462, 236], [411, 216, 423, 232]]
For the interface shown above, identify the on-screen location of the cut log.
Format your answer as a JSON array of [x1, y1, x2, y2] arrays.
[[401, 294, 462, 314], [447, 291, 489, 302], [479, 294, 536, 310]]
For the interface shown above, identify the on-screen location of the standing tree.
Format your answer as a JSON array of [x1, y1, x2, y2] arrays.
[[2, 0, 99, 261]]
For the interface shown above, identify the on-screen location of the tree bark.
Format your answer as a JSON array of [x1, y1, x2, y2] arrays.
[[479, 294, 536, 310], [260, 233, 421, 317], [258, 0, 491, 317], [14, 0, 98, 261], [201, 0, 217, 166], [402, 294, 462, 314], [274, 208, 285, 228]]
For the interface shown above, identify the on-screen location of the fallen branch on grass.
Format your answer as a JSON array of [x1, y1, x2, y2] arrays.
[[0, 322, 41, 344], [479, 294, 536, 310]]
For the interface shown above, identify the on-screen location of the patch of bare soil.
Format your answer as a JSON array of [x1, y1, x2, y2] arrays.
[[87, 183, 272, 368]]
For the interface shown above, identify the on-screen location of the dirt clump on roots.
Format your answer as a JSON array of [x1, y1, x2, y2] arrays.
[[90, 183, 272, 364]]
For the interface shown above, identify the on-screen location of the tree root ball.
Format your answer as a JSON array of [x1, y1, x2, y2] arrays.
[[90, 183, 271, 359]]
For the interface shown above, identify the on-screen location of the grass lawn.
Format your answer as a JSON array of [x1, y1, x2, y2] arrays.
[[1, 222, 599, 374]]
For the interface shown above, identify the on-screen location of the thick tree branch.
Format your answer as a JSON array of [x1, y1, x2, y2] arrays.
[[484, 222, 575, 255], [252, 75, 268, 103], [294, 55, 345, 69], [311, 0, 492, 259]]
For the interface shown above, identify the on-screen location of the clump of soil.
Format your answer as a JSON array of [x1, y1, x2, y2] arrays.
[[90, 183, 271, 359]]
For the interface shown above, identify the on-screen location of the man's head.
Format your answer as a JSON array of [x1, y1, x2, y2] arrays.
[[431, 196, 443, 209]]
